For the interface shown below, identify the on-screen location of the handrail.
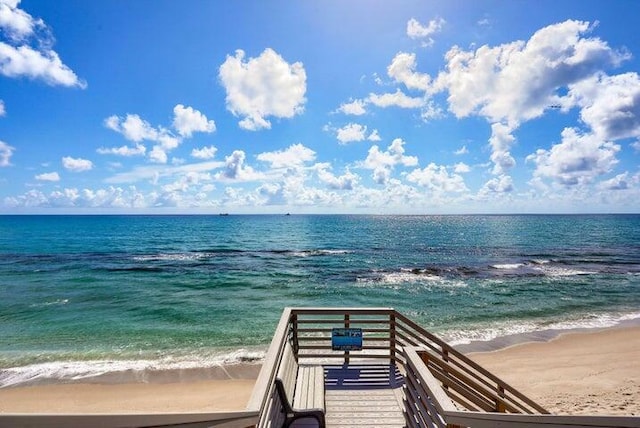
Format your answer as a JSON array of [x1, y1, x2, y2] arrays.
[[0, 411, 258, 428], [402, 345, 640, 428], [444, 411, 640, 428], [246, 307, 292, 413]]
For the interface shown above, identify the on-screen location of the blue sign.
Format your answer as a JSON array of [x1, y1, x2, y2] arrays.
[[331, 328, 363, 351]]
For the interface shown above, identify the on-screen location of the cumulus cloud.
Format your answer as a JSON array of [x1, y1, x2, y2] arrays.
[[0, 43, 86, 87], [480, 175, 514, 194], [62, 156, 92, 172], [172, 104, 216, 137], [368, 90, 424, 109], [316, 165, 359, 190], [337, 99, 367, 116], [0, 1, 85, 88], [526, 127, 620, 186], [425, 20, 632, 178], [257, 143, 315, 168], [35, 171, 59, 181], [362, 138, 418, 184], [0, 99, 5, 116], [105, 114, 158, 142], [104, 106, 208, 164], [3, 186, 153, 209], [0, 0, 43, 41], [406, 17, 446, 47], [336, 123, 367, 144], [191, 145, 217, 160], [434, 20, 629, 125], [219, 48, 307, 130], [454, 162, 470, 173], [599, 173, 629, 191], [568, 72, 640, 141], [217, 150, 259, 181], [0, 140, 14, 166], [367, 129, 381, 142], [489, 123, 517, 174], [406, 163, 468, 193], [387, 52, 430, 91]]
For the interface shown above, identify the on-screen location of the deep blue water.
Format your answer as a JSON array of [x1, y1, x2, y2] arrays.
[[1, 215, 639, 386]]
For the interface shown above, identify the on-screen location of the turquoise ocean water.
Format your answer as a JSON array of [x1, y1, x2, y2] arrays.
[[1, 215, 639, 387]]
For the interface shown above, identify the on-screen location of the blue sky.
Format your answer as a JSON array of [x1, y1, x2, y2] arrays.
[[1, 0, 640, 214]]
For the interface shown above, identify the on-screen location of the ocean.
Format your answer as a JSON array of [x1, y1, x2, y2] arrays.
[[1, 214, 639, 387]]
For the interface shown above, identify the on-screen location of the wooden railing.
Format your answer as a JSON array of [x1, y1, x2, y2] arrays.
[[249, 307, 640, 428], [403, 346, 640, 428], [0, 411, 258, 428]]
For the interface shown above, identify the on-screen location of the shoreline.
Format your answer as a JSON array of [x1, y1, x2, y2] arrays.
[[0, 324, 638, 415]]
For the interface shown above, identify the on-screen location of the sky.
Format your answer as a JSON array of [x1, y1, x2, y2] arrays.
[[1, 0, 640, 214]]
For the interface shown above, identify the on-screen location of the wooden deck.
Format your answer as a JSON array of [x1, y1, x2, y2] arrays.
[[323, 364, 405, 428]]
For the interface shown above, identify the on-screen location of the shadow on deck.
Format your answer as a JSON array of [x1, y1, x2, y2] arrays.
[[323, 364, 406, 428]]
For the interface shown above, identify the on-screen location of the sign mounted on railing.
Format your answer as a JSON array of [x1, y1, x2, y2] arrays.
[[331, 328, 363, 351]]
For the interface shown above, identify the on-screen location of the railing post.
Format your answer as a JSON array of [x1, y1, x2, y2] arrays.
[[344, 313, 350, 365], [496, 385, 506, 412], [389, 311, 396, 364], [292, 312, 299, 362]]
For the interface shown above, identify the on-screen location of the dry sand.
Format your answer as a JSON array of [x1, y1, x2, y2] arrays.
[[0, 326, 638, 415], [469, 326, 640, 416]]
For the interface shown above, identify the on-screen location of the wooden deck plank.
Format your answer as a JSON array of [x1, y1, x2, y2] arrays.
[[323, 364, 405, 428]]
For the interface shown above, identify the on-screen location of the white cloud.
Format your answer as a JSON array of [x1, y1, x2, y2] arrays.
[[568, 72, 640, 141], [35, 171, 59, 181], [633, 140, 640, 152], [367, 129, 381, 142], [0, 140, 14, 166], [599, 173, 629, 190], [362, 138, 418, 184], [406, 17, 446, 47], [387, 52, 430, 91], [368, 90, 424, 109], [406, 163, 468, 193], [149, 146, 168, 164], [216, 150, 259, 181], [336, 123, 367, 144], [489, 122, 517, 174], [0, 42, 86, 88], [434, 20, 629, 126], [337, 99, 367, 116], [257, 143, 315, 168], [219, 48, 307, 130], [316, 165, 359, 190], [105, 109, 202, 164], [62, 156, 92, 172], [0, 99, 5, 116], [526, 127, 620, 186], [191, 145, 217, 160], [420, 101, 444, 121], [0, 0, 43, 41], [0, 1, 86, 88], [479, 175, 514, 194], [454, 162, 470, 173], [105, 114, 158, 142], [4, 186, 154, 209], [97, 143, 146, 157], [172, 104, 216, 137]]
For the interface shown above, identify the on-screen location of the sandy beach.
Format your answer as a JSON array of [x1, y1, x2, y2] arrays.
[[0, 326, 638, 416], [469, 325, 640, 416]]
